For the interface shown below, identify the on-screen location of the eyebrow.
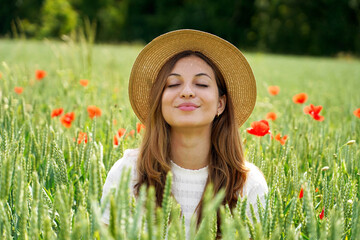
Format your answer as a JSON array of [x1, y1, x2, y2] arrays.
[[168, 73, 181, 77], [168, 73, 212, 79]]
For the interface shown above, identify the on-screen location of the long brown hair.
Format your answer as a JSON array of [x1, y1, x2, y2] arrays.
[[134, 50, 249, 224]]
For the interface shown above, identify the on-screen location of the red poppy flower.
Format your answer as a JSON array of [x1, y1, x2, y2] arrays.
[[14, 87, 23, 94], [118, 128, 126, 138], [268, 86, 280, 96], [129, 129, 135, 137], [77, 132, 88, 144], [303, 104, 324, 121], [292, 93, 308, 104], [80, 79, 89, 87], [51, 108, 64, 118], [266, 112, 277, 121], [60, 112, 75, 128], [319, 208, 325, 220], [315, 188, 319, 193], [136, 123, 145, 133], [275, 133, 288, 145], [354, 108, 360, 118], [126, 129, 135, 139], [87, 105, 102, 119], [246, 120, 270, 137], [113, 119, 117, 125], [113, 135, 119, 146], [35, 70, 46, 80], [299, 188, 304, 199]]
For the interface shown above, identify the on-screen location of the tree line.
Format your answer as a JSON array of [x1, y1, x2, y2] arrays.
[[1, 0, 359, 56]]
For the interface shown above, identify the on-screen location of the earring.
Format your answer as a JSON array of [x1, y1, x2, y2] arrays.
[[217, 112, 220, 117]]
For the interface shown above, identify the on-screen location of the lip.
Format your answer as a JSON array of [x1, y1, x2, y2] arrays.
[[177, 102, 199, 111]]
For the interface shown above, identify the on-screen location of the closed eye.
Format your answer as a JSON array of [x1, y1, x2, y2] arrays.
[[167, 84, 180, 88], [196, 84, 208, 87]]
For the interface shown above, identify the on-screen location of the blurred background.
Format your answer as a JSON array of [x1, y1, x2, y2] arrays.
[[0, 0, 359, 56]]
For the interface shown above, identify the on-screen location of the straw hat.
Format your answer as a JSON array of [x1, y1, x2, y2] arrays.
[[128, 29, 256, 127]]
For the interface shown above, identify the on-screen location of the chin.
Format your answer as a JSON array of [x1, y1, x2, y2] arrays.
[[167, 120, 212, 129]]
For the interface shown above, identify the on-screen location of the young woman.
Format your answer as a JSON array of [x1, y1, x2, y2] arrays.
[[101, 29, 268, 237]]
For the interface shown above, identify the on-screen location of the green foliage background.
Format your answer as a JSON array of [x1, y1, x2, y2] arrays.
[[1, 0, 360, 56], [0, 34, 360, 239]]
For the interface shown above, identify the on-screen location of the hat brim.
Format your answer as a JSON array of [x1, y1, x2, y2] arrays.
[[129, 29, 256, 127]]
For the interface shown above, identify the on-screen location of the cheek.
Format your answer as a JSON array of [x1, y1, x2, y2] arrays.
[[161, 92, 172, 118], [204, 91, 220, 110], [161, 92, 171, 109], [161, 89, 178, 107]]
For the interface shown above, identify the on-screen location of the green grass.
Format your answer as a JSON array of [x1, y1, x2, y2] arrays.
[[0, 38, 360, 239]]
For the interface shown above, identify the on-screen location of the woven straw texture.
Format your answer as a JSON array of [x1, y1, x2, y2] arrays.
[[129, 29, 256, 127]]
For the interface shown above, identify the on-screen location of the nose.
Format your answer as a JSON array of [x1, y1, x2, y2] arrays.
[[180, 84, 195, 98]]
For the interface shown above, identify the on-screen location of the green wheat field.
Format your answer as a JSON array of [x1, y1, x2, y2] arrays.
[[0, 35, 360, 239]]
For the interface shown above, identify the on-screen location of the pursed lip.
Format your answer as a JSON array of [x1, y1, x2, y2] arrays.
[[176, 102, 199, 111], [176, 102, 199, 108]]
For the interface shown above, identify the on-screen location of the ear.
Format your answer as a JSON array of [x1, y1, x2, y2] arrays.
[[217, 95, 226, 115]]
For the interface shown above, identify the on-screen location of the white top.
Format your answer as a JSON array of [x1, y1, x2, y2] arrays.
[[101, 148, 268, 237]]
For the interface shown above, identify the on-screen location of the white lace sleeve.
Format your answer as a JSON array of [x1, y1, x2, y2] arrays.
[[100, 148, 139, 224]]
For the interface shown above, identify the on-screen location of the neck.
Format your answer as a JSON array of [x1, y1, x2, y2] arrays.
[[170, 126, 212, 170]]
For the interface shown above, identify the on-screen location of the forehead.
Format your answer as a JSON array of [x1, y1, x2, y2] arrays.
[[171, 55, 215, 75]]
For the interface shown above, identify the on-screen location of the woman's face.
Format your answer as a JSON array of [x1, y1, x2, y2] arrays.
[[161, 55, 226, 130]]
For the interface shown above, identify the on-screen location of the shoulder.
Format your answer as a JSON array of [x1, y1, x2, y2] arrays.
[[243, 161, 268, 197], [102, 148, 139, 193], [100, 148, 140, 224], [108, 148, 139, 177]]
